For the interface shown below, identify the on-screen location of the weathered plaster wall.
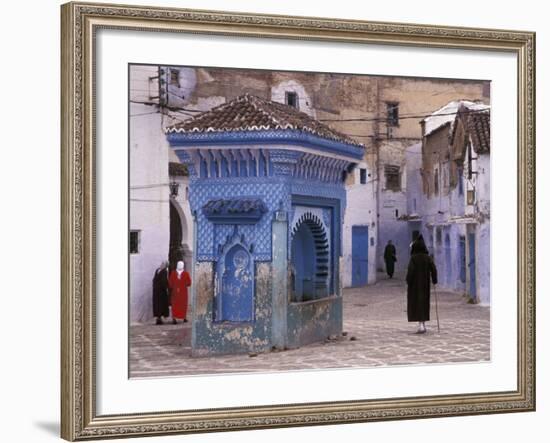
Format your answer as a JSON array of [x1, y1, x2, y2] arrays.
[[376, 139, 412, 277], [472, 153, 491, 305], [130, 64, 492, 329], [375, 78, 489, 277], [129, 65, 171, 323], [419, 114, 490, 305], [191, 262, 273, 357], [377, 77, 490, 139], [174, 67, 490, 286], [342, 161, 378, 286], [287, 297, 343, 349]]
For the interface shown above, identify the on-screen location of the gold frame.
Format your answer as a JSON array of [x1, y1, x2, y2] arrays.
[[60, 1, 536, 440]]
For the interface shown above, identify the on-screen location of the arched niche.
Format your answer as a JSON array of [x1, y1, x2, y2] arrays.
[[215, 229, 255, 322], [290, 212, 330, 302]]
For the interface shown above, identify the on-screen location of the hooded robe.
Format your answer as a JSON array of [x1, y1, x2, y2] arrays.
[[406, 236, 437, 322], [152, 266, 169, 318]]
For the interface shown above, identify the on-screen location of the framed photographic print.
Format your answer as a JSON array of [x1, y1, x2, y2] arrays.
[[60, 1, 536, 440]]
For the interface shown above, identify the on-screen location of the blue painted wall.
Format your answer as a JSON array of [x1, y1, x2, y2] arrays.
[[169, 140, 354, 356]]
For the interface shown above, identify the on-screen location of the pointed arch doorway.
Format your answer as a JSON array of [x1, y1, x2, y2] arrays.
[[290, 212, 330, 301], [169, 199, 191, 272]]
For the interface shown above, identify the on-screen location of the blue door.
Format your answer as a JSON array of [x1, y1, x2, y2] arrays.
[[351, 226, 369, 287], [444, 233, 452, 286], [468, 232, 477, 300]]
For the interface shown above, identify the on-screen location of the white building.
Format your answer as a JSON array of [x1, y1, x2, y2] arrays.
[[413, 101, 491, 305], [129, 65, 193, 323], [342, 160, 378, 287]]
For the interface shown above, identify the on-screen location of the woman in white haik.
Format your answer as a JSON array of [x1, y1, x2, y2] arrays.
[[168, 260, 192, 324]]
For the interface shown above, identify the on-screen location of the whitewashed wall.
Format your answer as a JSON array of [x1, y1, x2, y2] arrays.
[[342, 162, 378, 287], [129, 65, 171, 323]]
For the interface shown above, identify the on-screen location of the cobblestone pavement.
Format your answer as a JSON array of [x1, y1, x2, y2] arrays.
[[129, 276, 490, 378]]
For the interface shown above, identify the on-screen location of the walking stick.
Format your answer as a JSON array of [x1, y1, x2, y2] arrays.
[[433, 283, 441, 333]]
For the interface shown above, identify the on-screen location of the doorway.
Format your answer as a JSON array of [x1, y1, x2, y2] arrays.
[[351, 225, 369, 287]]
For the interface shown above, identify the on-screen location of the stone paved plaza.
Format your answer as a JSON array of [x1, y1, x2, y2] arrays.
[[129, 276, 490, 378]]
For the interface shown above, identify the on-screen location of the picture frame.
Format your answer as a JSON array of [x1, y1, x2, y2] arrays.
[[60, 1, 536, 440]]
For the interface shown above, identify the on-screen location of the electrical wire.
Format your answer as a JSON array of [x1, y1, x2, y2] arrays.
[[318, 107, 489, 123]]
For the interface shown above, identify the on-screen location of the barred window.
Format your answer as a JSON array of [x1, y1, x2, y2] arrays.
[[386, 102, 399, 127], [385, 165, 401, 191]]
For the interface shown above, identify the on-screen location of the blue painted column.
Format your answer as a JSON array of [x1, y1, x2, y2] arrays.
[[271, 208, 288, 350]]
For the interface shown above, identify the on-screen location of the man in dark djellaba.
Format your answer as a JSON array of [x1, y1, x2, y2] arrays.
[[383, 240, 397, 279], [406, 235, 437, 334], [152, 261, 170, 325]]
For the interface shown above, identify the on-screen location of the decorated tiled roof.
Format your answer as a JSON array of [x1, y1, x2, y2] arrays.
[[165, 94, 364, 148], [451, 105, 491, 154], [463, 109, 490, 154]]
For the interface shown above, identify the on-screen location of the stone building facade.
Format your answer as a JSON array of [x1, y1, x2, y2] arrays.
[[129, 64, 490, 325], [372, 78, 489, 277], [404, 101, 491, 305]]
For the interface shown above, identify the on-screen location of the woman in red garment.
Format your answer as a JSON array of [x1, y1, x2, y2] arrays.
[[168, 260, 191, 324]]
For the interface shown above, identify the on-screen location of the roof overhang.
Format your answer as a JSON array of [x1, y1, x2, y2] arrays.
[[166, 129, 364, 162]]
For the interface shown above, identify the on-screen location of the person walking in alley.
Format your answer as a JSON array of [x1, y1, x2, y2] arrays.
[[406, 235, 438, 334], [152, 261, 170, 325], [384, 240, 397, 279], [168, 260, 192, 324]]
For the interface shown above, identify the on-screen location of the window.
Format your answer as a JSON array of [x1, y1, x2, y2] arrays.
[[386, 102, 399, 127], [359, 168, 367, 184], [458, 167, 464, 196], [130, 230, 140, 254], [434, 167, 439, 195], [285, 91, 298, 109], [169, 68, 180, 87], [384, 165, 401, 191], [436, 227, 442, 245], [467, 189, 476, 205]]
